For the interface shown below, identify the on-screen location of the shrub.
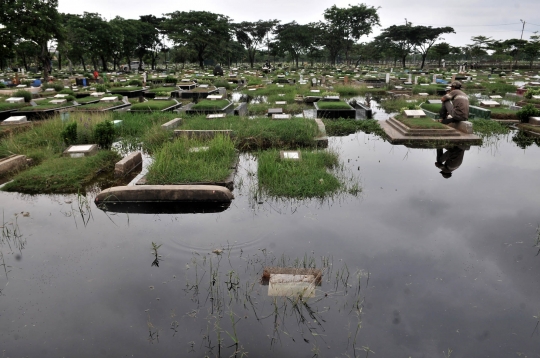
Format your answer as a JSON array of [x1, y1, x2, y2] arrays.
[[129, 79, 142, 87], [525, 88, 540, 100], [13, 90, 32, 102], [516, 104, 539, 123], [93, 120, 116, 149], [95, 84, 107, 92], [116, 94, 123, 100], [53, 83, 64, 92], [213, 79, 231, 89], [0, 83, 6, 89], [61, 122, 78, 145], [59, 89, 75, 95], [65, 95, 76, 102], [164, 76, 177, 84]]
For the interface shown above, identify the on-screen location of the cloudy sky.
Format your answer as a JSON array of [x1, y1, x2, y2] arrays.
[[58, 0, 540, 47]]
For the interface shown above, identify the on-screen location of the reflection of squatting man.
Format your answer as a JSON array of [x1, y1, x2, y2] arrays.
[[435, 147, 465, 179], [439, 81, 469, 124]]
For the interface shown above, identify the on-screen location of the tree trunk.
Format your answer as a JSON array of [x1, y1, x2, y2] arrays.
[[80, 56, 86, 72], [401, 54, 407, 68], [198, 52, 204, 69], [100, 55, 108, 71], [420, 54, 427, 69], [58, 52, 61, 70]]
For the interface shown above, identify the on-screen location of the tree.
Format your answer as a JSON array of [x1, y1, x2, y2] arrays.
[[430, 42, 451, 67], [412, 26, 454, 69], [14, 41, 40, 71], [163, 11, 230, 68], [320, 4, 380, 64], [376, 24, 417, 68], [0, 0, 63, 79], [523, 33, 540, 68], [233, 20, 278, 68], [274, 21, 313, 68], [139, 15, 165, 70]]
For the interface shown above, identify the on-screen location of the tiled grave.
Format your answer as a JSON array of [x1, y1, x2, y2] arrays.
[[63, 144, 98, 158], [1, 116, 28, 126], [5, 97, 25, 103], [404, 110, 426, 118]]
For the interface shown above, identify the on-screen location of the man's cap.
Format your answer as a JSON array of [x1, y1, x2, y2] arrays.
[[450, 81, 462, 89]]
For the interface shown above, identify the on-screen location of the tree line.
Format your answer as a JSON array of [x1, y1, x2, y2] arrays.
[[1, 0, 539, 80]]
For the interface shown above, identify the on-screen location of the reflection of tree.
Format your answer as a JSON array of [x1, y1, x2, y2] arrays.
[[512, 130, 540, 149], [1, 213, 26, 280]]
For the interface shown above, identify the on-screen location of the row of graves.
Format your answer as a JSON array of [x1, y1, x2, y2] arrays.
[[2, 65, 540, 213]]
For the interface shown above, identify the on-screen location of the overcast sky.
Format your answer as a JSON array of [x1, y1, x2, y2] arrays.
[[58, 0, 540, 47]]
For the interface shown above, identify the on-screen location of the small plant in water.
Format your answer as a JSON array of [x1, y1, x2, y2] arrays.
[[151, 242, 162, 267]]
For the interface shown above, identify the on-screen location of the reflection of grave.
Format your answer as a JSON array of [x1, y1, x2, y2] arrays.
[[262, 267, 322, 298]]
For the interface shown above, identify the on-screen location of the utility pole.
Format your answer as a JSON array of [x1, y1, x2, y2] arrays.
[[520, 19, 526, 40]]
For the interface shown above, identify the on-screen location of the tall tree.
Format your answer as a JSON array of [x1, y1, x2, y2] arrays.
[[163, 11, 230, 68], [274, 21, 313, 68], [429, 42, 451, 67], [523, 33, 540, 68], [0, 0, 63, 79], [233, 20, 278, 68], [139, 15, 165, 70], [320, 4, 380, 64], [412, 26, 454, 69], [376, 24, 417, 68]]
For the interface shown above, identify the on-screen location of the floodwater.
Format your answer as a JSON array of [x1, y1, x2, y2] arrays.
[[2, 124, 540, 357]]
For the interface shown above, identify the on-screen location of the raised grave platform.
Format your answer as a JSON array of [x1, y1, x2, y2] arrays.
[[381, 117, 481, 145]]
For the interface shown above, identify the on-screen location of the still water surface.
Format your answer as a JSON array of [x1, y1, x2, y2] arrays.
[[1, 129, 540, 357]]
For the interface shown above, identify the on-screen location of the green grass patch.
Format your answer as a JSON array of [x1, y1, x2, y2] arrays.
[[109, 87, 143, 92], [380, 98, 423, 113], [257, 149, 345, 198], [316, 101, 352, 110], [75, 96, 100, 104], [0, 102, 30, 111], [247, 103, 308, 116], [75, 101, 123, 110], [130, 100, 177, 111], [333, 85, 364, 96], [396, 115, 447, 129], [145, 135, 236, 184], [191, 100, 230, 110], [180, 116, 319, 149], [420, 103, 442, 113], [1, 150, 120, 194], [148, 87, 176, 93], [482, 81, 517, 95], [470, 118, 511, 136]]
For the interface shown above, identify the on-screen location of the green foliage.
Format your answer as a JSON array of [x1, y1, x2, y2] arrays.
[[129, 79, 142, 86], [191, 100, 229, 110], [0, 83, 6, 89], [525, 88, 540, 99], [316, 101, 352, 109], [257, 149, 343, 198], [130, 100, 177, 111], [13, 90, 32, 102], [400, 104, 421, 114], [322, 91, 339, 97], [1, 150, 120, 194], [146, 135, 237, 184], [164, 76, 177, 84], [512, 130, 536, 149], [95, 84, 107, 92], [396, 116, 446, 129], [61, 122, 78, 145], [213, 79, 232, 89], [93, 120, 116, 149], [516, 104, 540, 123], [59, 89, 75, 95], [66, 95, 76, 102]]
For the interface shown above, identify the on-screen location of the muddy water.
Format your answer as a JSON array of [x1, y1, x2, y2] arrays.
[[1, 130, 540, 357]]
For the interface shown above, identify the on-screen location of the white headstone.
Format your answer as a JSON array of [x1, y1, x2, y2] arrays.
[[385, 73, 390, 83], [404, 109, 426, 118], [50, 99, 67, 104], [101, 96, 118, 102], [5, 97, 25, 103], [1, 116, 28, 125]]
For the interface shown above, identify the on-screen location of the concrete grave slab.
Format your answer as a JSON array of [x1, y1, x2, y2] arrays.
[[418, 93, 429, 96], [480, 100, 500, 107], [310, 90, 320, 93], [63, 144, 98, 158], [272, 114, 291, 120], [115, 152, 142, 177], [267, 108, 283, 116], [275, 101, 287, 105], [101, 97, 118, 102], [5, 97, 25, 103], [428, 99, 442, 104], [0, 154, 27, 174], [161, 118, 183, 130], [45, 88, 55, 92], [1, 116, 28, 125], [50, 99, 67, 104], [490, 95, 503, 99], [206, 113, 226, 119], [207, 95, 223, 100], [529, 117, 540, 125], [54, 94, 69, 98], [90, 92, 105, 97], [268, 274, 316, 297], [404, 110, 426, 118]]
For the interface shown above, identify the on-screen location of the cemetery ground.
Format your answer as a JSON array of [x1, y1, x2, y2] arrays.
[[2, 65, 540, 357]]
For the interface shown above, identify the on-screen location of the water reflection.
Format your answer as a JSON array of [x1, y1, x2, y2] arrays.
[[96, 201, 231, 214], [435, 147, 465, 178]]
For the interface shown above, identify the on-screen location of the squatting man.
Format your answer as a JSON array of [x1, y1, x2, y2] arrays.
[[438, 81, 469, 124]]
